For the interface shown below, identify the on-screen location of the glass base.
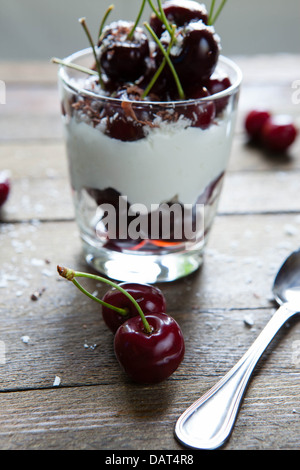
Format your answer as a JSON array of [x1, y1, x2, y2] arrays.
[[82, 240, 203, 283]]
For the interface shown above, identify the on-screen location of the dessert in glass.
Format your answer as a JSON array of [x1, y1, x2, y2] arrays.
[[55, 0, 242, 283]]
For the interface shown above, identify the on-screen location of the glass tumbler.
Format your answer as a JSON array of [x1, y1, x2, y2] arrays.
[[58, 49, 242, 283]]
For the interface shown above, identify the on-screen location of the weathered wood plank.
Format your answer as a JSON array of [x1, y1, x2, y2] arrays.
[[0, 342, 298, 450], [220, 169, 300, 214], [2, 177, 74, 221], [229, 133, 300, 172], [0, 61, 58, 84], [0, 142, 67, 178]]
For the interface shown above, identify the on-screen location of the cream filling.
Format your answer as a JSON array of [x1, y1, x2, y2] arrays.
[[65, 111, 235, 209]]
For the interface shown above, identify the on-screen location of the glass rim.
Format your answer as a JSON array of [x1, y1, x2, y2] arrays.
[[58, 47, 242, 106]]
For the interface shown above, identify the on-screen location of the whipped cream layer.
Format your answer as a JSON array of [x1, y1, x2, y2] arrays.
[[65, 110, 235, 209]]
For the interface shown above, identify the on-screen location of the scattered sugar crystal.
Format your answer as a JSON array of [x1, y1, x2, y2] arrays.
[[30, 258, 44, 266], [243, 230, 253, 238], [21, 335, 30, 344], [294, 215, 300, 224], [243, 315, 254, 328], [0, 278, 8, 288], [53, 376, 61, 386], [41, 269, 54, 277], [284, 224, 298, 236]]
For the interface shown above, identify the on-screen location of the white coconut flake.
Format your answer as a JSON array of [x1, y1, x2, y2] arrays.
[[243, 315, 254, 328], [21, 335, 30, 344], [53, 376, 61, 386], [284, 224, 298, 236]]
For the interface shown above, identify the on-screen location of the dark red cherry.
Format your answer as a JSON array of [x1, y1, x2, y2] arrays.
[[158, 21, 220, 88], [261, 115, 298, 152], [245, 109, 271, 140], [98, 21, 150, 83], [105, 114, 145, 141], [150, 0, 208, 37], [102, 282, 167, 333], [182, 86, 216, 128], [0, 171, 10, 207], [205, 76, 231, 114], [104, 89, 146, 142], [114, 313, 185, 383]]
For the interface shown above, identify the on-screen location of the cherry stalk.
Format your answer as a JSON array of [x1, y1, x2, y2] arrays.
[[98, 4, 115, 40], [208, 0, 227, 25], [57, 265, 152, 333], [127, 0, 147, 39], [144, 21, 185, 99], [79, 17, 103, 87]]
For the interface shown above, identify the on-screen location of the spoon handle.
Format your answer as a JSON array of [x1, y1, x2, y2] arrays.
[[175, 303, 296, 450]]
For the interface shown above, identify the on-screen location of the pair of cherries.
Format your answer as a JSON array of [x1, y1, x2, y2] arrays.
[[245, 109, 298, 153], [57, 266, 185, 384]]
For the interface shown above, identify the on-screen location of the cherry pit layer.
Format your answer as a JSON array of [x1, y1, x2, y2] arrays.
[[54, 0, 233, 254]]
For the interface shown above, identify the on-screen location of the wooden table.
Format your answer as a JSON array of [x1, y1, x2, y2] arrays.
[[0, 55, 299, 451]]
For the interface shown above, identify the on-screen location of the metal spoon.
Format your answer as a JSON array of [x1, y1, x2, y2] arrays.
[[175, 249, 300, 450]]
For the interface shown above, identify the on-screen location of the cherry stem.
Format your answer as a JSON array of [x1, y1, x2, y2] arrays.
[[147, 0, 163, 20], [51, 57, 98, 76], [128, 0, 147, 39], [141, 31, 175, 99], [144, 22, 185, 100], [157, 0, 173, 36], [208, 0, 216, 24], [57, 266, 152, 334], [72, 278, 129, 316], [209, 0, 227, 24], [79, 17, 104, 88], [98, 4, 115, 40]]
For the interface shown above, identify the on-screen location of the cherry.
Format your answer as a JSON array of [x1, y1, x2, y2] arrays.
[[245, 109, 271, 140], [261, 115, 298, 152], [104, 91, 145, 142], [157, 21, 220, 89], [205, 76, 231, 115], [103, 87, 156, 141], [114, 313, 185, 384], [183, 85, 216, 129], [150, 0, 208, 38], [0, 171, 10, 207], [102, 282, 167, 333], [105, 111, 145, 142], [98, 21, 150, 83]]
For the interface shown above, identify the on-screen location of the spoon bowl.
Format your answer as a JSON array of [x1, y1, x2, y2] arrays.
[[273, 248, 300, 306], [175, 249, 300, 450]]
